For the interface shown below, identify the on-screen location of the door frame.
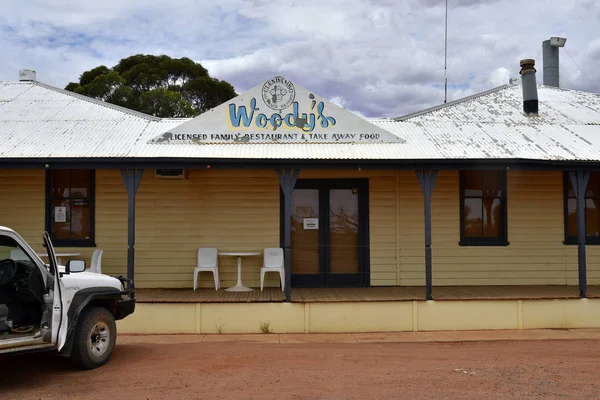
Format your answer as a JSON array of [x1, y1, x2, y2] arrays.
[[279, 178, 370, 288]]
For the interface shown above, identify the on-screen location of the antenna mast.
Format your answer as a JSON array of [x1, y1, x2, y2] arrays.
[[444, 0, 448, 103]]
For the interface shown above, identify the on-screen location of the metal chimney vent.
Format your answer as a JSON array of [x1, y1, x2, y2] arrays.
[[542, 37, 566, 88], [19, 69, 36, 82], [519, 59, 539, 115]]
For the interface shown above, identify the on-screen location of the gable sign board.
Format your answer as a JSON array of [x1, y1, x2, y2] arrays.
[[149, 76, 404, 144]]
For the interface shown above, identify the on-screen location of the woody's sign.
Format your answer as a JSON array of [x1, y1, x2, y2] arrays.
[[150, 76, 404, 144]]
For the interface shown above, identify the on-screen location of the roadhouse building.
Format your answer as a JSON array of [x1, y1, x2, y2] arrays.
[[1, 44, 600, 333]]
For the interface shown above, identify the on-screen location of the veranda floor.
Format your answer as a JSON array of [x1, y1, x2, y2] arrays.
[[134, 285, 600, 303]]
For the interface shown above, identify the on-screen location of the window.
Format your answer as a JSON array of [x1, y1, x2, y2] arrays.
[[0, 234, 37, 267], [45, 169, 95, 247], [460, 171, 508, 246], [564, 172, 600, 244]]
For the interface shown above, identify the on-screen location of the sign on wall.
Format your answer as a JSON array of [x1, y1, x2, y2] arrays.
[[303, 218, 319, 230], [149, 76, 404, 144], [54, 207, 66, 223]]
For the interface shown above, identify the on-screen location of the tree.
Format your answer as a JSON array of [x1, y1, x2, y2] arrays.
[[65, 55, 237, 118]]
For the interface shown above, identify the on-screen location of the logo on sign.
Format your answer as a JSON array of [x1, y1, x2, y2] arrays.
[[262, 76, 295, 111]]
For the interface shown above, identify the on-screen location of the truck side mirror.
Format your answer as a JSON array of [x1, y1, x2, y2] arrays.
[[66, 260, 86, 274]]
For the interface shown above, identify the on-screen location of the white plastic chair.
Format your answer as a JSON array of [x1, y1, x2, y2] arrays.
[[193, 248, 219, 291], [260, 248, 284, 291], [89, 249, 103, 274]]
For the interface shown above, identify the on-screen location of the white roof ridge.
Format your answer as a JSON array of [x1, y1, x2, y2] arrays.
[[33, 81, 162, 122], [394, 84, 510, 121], [395, 84, 600, 122]]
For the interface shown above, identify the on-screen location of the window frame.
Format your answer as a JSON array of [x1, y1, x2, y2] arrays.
[[45, 169, 96, 248], [459, 170, 509, 246], [563, 172, 600, 245]]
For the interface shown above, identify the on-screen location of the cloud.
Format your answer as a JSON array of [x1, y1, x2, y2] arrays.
[[418, 0, 502, 8], [0, 0, 599, 118]]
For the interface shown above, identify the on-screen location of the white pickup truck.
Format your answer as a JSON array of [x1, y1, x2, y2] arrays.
[[0, 226, 135, 369]]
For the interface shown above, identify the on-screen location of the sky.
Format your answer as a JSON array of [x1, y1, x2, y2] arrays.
[[1, 0, 599, 118]]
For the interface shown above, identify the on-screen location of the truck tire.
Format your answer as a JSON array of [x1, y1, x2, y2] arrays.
[[70, 306, 117, 370]]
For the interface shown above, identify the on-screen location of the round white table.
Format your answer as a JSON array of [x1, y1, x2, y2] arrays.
[[218, 251, 261, 292]]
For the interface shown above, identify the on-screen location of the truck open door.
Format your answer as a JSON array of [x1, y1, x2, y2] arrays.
[[43, 232, 69, 350]]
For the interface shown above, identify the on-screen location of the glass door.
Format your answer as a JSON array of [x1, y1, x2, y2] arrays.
[[290, 189, 322, 286], [287, 179, 369, 287], [327, 188, 361, 285]]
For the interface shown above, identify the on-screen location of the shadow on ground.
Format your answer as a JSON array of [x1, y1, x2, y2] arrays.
[[0, 344, 149, 390]]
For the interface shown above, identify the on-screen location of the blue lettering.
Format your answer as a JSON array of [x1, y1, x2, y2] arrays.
[[317, 101, 336, 128], [284, 103, 299, 128], [256, 113, 268, 128], [302, 113, 315, 132], [269, 113, 283, 130], [228, 97, 336, 133], [228, 98, 257, 127]]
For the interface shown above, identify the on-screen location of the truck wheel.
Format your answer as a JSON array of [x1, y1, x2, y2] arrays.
[[70, 306, 116, 370]]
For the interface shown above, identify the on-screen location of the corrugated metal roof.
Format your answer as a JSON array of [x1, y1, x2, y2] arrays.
[[396, 84, 600, 125], [127, 122, 599, 161], [0, 82, 33, 101], [374, 120, 600, 161], [0, 120, 184, 158], [0, 82, 183, 158], [0, 80, 599, 162]]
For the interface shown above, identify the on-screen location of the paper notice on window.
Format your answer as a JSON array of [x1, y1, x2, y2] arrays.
[[303, 218, 318, 230], [54, 206, 66, 223]]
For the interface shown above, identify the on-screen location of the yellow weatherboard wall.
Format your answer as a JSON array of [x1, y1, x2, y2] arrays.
[[102, 168, 398, 289], [0, 169, 98, 263], [133, 169, 280, 288], [1, 168, 599, 288], [0, 170, 45, 250], [397, 170, 600, 286]]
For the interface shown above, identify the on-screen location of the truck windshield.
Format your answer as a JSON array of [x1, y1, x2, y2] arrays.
[[0, 235, 37, 267]]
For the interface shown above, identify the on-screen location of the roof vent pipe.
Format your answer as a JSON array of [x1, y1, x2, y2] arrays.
[[19, 69, 36, 82], [519, 59, 538, 115], [542, 37, 566, 88]]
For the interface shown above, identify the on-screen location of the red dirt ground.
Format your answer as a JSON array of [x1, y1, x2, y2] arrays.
[[2, 339, 599, 399]]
